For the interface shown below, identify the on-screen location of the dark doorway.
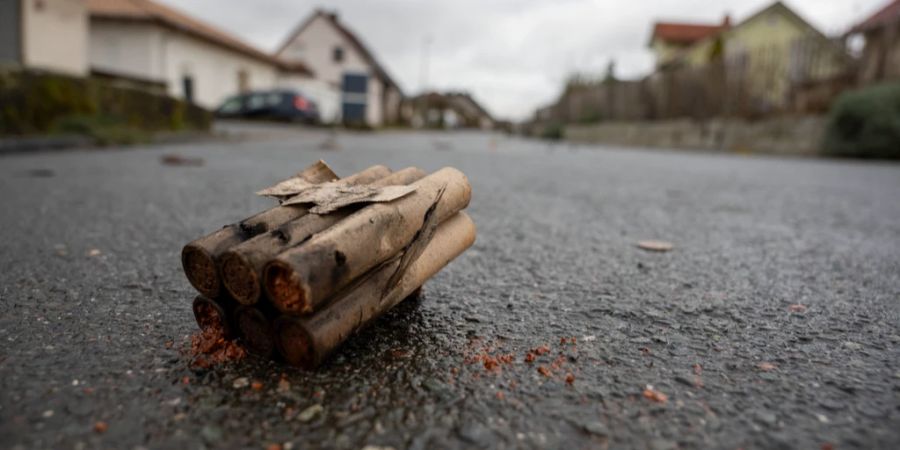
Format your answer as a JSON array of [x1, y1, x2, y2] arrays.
[[182, 76, 194, 103]]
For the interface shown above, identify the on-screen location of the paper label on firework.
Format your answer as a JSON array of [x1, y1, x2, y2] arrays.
[[255, 178, 316, 199], [255, 160, 337, 200], [280, 184, 417, 214]]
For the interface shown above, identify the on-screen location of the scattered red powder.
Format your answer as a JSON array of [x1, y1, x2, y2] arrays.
[[537, 366, 552, 377], [550, 354, 567, 371], [483, 357, 500, 372], [188, 328, 246, 369], [533, 345, 550, 356], [467, 348, 515, 374], [496, 391, 505, 400], [524, 353, 536, 363], [566, 373, 575, 385]]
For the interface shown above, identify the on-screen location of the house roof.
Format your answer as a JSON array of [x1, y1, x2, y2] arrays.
[[447, 92, 493, 121], [741, 1, 823, 35], [276, 10, 402, 94], [412, 91, 494, 120], [655, 1, 838, 67], [87, 0, 313, 76], [649, 21, 728, 46], [851, 0, 900, 33]]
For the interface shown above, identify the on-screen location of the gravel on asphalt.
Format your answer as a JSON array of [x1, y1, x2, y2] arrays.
[[1, 127, 899, 449]]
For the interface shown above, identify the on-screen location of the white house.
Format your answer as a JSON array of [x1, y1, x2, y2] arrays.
[[276, 10, 404, 127], [86, 0, 327, 111], [1, 0, 404, 125], [0, 0, 89, 76]]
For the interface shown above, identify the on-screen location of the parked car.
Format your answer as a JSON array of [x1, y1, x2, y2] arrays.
[[215, 89, 320, 124]]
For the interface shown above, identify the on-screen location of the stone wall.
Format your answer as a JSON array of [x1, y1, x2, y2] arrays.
[[565, 116, 826, 156]]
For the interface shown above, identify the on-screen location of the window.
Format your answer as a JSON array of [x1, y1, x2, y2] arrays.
[[247, 93, 267, 110], [333, 46, 344, 63], [266, 93, 284, 106], [182, 76, 194, 103]]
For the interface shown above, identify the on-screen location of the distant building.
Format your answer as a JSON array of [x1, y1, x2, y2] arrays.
[[849, 0, 900, 83], [403, 91, 495, 129], [276, 10, 404, 127], [648, 16, 730, 68], [651, 1, 849, 112], [86, 0, 321, 111], [0, 0, 89, 76]]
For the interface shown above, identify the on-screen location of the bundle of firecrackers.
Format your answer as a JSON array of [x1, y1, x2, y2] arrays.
[[182, 161, 475, 369]]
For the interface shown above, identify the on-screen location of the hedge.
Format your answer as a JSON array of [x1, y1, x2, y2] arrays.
[[0, 68, 210, 137], [822, 82, 900, 159]]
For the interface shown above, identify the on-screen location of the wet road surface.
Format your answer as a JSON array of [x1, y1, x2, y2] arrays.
[[1, 127, 899, 449]]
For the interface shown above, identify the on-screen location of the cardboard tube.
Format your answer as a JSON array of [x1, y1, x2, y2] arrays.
[[221, 167, 427, 305], [192, 295, 236, 338], [265, 167, 472, 315], [234, 304, 279, 358], [275, 212, 476, 368], [181, 164, 390, 298]]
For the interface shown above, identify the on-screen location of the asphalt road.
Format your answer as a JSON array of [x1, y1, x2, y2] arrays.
[[1, 125, 899, 449]]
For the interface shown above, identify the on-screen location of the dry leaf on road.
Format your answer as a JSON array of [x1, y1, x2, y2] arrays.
[[637, 240, 674, 252]]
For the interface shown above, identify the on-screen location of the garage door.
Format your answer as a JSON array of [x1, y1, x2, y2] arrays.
[[341, 73, 368, 125]]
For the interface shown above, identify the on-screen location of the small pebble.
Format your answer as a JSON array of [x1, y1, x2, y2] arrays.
[[298, 404, 323, 422], [94, 421, 108, 434]]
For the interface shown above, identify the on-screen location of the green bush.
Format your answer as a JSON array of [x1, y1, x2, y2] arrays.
[[0, 68, 210, 137], [540, 121, 564, 140], [823, 82, 900, 159]]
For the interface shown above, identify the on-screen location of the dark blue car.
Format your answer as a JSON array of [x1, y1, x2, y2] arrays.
[[215, 89, 320, 124]]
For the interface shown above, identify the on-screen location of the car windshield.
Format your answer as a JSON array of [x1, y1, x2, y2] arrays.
[[218, 96, 242, 114], [246, 93, 268, 110], [267, 93, 285, 106]]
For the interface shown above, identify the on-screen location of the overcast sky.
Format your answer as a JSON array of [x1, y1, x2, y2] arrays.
[[157, 0, 886, 120]]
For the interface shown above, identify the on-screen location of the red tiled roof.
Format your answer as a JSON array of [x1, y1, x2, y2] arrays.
[[852, 0, 900, 32], [87, 0, 312, 75], [650, 22, 727, 45]]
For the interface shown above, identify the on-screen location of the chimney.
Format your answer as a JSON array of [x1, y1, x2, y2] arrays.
[[722, 14, 732, 27]]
